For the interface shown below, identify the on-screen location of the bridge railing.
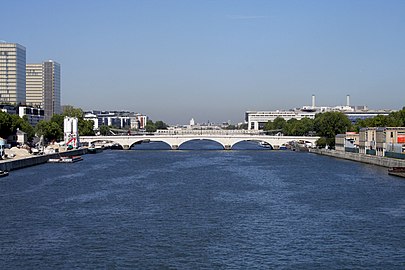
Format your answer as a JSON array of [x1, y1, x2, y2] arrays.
[[154, 129, 266, 136]]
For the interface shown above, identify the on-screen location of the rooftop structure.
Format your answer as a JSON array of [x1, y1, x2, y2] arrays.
[[246, 95, 394, 130]]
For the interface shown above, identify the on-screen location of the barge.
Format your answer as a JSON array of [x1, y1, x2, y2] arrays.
[[388, 167, 405, 178], [48, 156, 83, 163]]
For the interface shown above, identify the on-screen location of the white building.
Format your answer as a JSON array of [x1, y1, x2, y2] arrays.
[[246, 95, 393, 130], [18, 106, 45, 126], [84, 111, 148, 130], [246, 110, 316, 130]]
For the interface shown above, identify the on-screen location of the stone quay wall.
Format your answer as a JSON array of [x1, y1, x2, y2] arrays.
[[310, 148, 405, 168], [0, 149, 88, 171]]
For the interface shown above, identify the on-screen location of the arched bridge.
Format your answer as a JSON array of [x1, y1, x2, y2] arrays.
[[80, 130, 319, 150]]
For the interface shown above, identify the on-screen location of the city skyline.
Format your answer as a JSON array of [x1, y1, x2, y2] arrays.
[[1, 0, 404, 124]]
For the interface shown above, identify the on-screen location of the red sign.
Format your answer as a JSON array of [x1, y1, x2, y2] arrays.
[[398, 135, 405, 143]]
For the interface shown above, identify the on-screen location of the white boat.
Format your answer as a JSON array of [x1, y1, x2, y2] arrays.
[[48, 156, 83, 163], [258, 141, 272, 148]]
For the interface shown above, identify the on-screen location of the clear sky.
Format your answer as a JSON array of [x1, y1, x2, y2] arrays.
[[2, 0, 405, 124]]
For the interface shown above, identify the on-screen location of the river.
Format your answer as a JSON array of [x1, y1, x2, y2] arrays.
[[1, 141, 404, 269]]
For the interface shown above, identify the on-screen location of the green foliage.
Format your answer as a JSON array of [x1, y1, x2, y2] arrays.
[[35, 120, 63, 142], [316, 137, 334, 148], [314, 112, 351, 138], [144, 119, 168, 132], [273, 117, 287, 130], [99, 125, 111, 136], [78, 118, 95, 136], [63, 107, 84, 118], [11, 114, 35, 141], [0, 111, 35, 142], [316, 137, 328, 148], [238, 123, 248, 130], [145, 120, 157, 133], [354, 109, 405, 131], [47, 107, 95, 136], [50, 114, 65, 128], [0, 111, 13, 138], [283, 117, 315, 136], [155, 120, 168, 130], [263, 117, 286, 132]]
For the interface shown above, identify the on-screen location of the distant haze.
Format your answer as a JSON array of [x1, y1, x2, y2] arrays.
[[2, 0, 404, 124]]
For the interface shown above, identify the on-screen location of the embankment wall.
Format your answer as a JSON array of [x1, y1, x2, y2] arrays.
[[0, 149, 87, 171], [310, 148, 405, 168]]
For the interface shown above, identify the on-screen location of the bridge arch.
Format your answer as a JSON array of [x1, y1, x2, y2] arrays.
[[231, 139, 274, 149], [130, 139, 172, 150], [178, 138, 227, 150]]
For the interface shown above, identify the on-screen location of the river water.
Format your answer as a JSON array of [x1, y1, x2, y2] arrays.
[[1, 141, 405, 269]]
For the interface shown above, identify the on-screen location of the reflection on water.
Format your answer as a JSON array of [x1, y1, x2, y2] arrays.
[[1, 143, 404, 269]]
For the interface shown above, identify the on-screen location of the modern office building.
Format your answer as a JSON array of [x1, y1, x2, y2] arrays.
[[0, 42, 26, 104], [83, 110, 148, 131], [26, 60, 61, 119], [26, 64, 43, 107], [246, 95, 394, 130], [245, 110, 316, 130]]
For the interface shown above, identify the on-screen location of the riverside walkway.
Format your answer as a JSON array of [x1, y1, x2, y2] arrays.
[[80, 130, 319, 150]]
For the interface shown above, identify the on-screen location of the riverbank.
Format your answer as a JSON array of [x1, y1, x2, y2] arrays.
[[309, 148, 405, 168], [0, 148, 88, 171]]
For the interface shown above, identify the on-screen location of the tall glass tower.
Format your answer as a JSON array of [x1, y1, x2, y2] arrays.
[[0, 42, 26, 104], [26, 60, 61, 119]]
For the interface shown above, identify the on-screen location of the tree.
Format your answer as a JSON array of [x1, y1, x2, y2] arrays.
[[263, 120, 274, 131], [63, 107, 84, 119], [145, 120, 157, 133], [238, 123, 248, 130], [99, 125, 111, 136], [35, 120, 63, 142], [10, 114, 35, 142], [273, 117, 286, 130], [283, 118, 299, 135], [155, 120, 168, 130], [314, 112, 352, 148], [78, 119, 95, 136], [0, 111, 13, 139], [50, 114, 65, 128]]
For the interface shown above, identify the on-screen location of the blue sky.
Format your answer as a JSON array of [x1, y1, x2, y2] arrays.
[[2, 0, 405, 124]]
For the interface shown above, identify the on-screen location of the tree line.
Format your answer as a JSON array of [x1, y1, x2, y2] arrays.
[[263, 107, 405, 148], [2, 106, 404, 148], [0, 107, 94, 145]]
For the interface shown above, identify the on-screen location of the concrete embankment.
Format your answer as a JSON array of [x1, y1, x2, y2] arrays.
[[0, 148, 88, 171], [309, 148, 405, 168]]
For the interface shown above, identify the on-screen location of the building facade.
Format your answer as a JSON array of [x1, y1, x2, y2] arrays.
[[375, 127, 405, 156], [245, 110, 316, 130], [26, 64, 43, 107], [359, 128, 377, 154], [18, 106, 45, 126], [26, 60, 61, 119], [83, 110, 148, 131], [0, 43, 26, 104], [246, 95, 394, 131]]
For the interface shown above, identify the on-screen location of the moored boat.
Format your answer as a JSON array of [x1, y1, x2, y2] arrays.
[[0, 170, 9, 177], [388, 167, 405, 178], [258, 141, 272, 148], [88, 146, 104, 154], [48, 156, 83, 163]]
